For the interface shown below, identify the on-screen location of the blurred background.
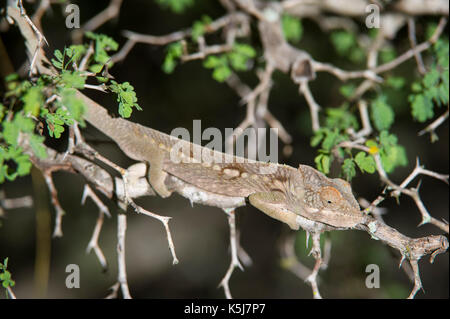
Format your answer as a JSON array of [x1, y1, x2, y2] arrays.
[[0, 0, 448, 298]]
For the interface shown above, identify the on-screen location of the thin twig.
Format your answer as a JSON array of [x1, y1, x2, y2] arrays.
[[116, 213, 132, 299], [82, 185, 110, 270], [219, 210, 243, 299], [43, 171, 65, 237], [299, 80, 321, 132], [407, 18, 426, 75], [72, 0, 123, 43]]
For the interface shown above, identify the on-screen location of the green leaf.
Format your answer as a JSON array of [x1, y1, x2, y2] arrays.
[[54, 49, 63, 61], [226, 44, 256, 72], [51, 59, 63, 70], [59, 88, 87, 123], [22, 86, 43, 116], [60, 71, 86, 89], [155, 0, 194, 14], [162, 42, 183, 74], [109, 81, 141, 118], [0, 103, 5, 122], [317, 128, 347, 151], [282, 15, 303, 43], [0, 146, 32, 182], [377, 131, 408, 173], [386, 76, 405, 89], [354, 151, 376, 174], [410, 94, 434, 122], [191, 16, 212, 42], [371, 95, 394, 131], [325, 104, 359, 131], [330, 31, 356, 56], [85, 32, 118, 67], [29, 134, 47, 159], [3, 113, 35, 146], [339, 84, 355, 98], [232, 44, 256, 58], [314, 153, 331, 174], [203, 56, 224, 69], [67, 44, 87, 64], [203, 54, 233, 82], [349, 47, 365, 64], [380, 48, 396, 63], [423, 69, 440, 88], [341, 158, 356, 181], [310, 129, 325, 147], [89, 64, 103, 73], [212, 65, 231, 82], [380, 145, 407, 173]]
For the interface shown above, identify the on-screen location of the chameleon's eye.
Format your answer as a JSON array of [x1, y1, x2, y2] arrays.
[[319, 186, 342, 206]]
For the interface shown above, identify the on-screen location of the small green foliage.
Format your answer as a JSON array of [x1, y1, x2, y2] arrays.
[[379, 47, 397, 64], [60, 70, 86, 89], [204, 55, 231, 82], [370, 95, 394, 131], [155, 0, 194, 13], [162, 42, 183, 74], [52, 49, 64, 69], [330, 31, 365, 63], [385, 76, 405, 90], [325, 104, 359, 131], [354, 151, 376, 173], [1, 34, 141, 184], [0, 112, 47, 180], [28, 134, 47, 159], [331, 31, 355, 55], [407, 38, 448, 125], [109, 81, 142, 118], [42, 107, 74, 138], [203, 43, 256, 82], [58, 88, 86, 124], [341, 158, 356, 181], [0, 258, 15, 297], [0, 146, 32, 183], [311, 128, 347, 152], [191, 15, 212, 42], [410, 93, 433, 122], [311, 127, 348, 175], [227, 43, 256, 71], [52, 46, 87, 71], [314, 153, 331, 175], [282, 15, 303, 43], [5, 74, 31, 99], [377, 131, 408, 173], [0, 104, 4, 122], [2, 113, 35, 146], [339, 84, 356, 98], [85, 32, 118, 68], [22, 86, 44, 116]]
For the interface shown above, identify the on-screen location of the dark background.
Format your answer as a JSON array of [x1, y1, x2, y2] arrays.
[[0, 0, 448, 298]]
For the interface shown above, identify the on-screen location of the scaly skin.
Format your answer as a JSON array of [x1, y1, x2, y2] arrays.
[[81, 91, 365, 229]]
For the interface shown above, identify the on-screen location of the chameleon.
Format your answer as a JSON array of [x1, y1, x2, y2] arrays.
[[79, 91, 366, 231]]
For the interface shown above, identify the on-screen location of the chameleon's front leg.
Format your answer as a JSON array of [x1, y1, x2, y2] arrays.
[[249, 192, 300, 230], [148, 151, 172, 198]]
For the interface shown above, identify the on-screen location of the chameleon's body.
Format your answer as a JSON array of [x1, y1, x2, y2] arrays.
[[81, 92, 366, 230]]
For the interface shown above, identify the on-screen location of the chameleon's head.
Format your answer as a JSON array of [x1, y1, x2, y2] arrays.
[[287, 165, 361, 220]]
